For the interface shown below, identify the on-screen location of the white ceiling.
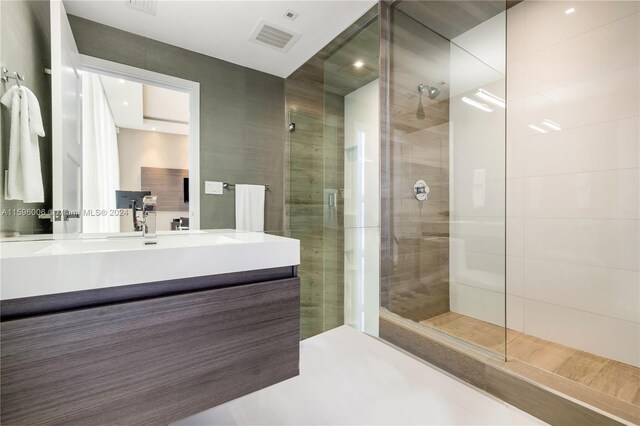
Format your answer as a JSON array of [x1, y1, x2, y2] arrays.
[[99, 73, 190, 135], [63, 0, 376, 78]]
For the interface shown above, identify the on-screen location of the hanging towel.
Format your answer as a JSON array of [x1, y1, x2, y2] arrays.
[[235, 184, 265, 232], [1, 85, 45, 203]]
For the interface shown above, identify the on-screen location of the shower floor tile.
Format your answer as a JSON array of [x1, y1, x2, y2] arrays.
[[554, 351, 609, 386], [420, 312, 520, 354], [420, 311, 640, 413], [589, 360, 640, 406], [173, 325, 544, 426], [508, 334, 577, 372]]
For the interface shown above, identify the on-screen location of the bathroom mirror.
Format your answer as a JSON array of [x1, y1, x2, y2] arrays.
[[1, 0, 200, 237], [2, 0, 383, 238]]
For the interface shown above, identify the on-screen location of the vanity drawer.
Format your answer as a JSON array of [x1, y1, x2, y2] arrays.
[[1, 277, 300, 425]]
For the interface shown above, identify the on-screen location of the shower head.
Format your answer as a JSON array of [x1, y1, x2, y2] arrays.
[[418, 84, 441, 100]]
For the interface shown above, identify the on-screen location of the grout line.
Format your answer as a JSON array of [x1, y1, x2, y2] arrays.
[[448, 243, 640, 273], [508, 11, 639, 64], [508, 57, 640, 104], [506, 166, 640, 180], [450, 279, 640, 326]]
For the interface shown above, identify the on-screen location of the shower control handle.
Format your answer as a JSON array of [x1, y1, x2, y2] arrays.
[[414, 179, 430, 201]]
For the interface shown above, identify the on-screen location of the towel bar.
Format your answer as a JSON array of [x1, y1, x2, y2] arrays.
[[223, 183, 269, 191]]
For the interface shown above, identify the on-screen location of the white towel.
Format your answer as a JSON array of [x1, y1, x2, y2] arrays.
[[235, 184, 265, 232], [1, 85, 45, 203]]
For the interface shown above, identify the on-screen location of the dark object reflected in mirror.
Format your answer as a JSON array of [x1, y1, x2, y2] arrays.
[[115, 190, 151, 232], [171, 216, 189, 231]]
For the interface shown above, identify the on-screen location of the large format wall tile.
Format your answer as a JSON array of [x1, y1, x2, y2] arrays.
[[524, 168, 639, 220], [503, 1, 640, 367], [521, 116, 639, 176], [524, 258, 640, 323], [524, 218, 639, 271], [524, 299, 640, 367]]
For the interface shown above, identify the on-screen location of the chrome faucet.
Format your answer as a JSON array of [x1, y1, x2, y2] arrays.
[[142, 195, 157, 244]]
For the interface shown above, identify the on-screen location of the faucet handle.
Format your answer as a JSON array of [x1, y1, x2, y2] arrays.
[[143, 195, 157, 212], [142, 195, 158, 243]]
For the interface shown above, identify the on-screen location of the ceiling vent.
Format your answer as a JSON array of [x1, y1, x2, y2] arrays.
[[284, 9, 299, 21], [249, 19, 300, 53], [124, 0, 157, 16]]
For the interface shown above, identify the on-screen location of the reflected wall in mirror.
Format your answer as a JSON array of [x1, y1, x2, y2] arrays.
[[0, 0, 53, 237], [81, 70, 190, 233]]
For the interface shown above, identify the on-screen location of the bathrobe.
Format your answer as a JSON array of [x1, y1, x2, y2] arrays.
[[1, 85, 45, 203]]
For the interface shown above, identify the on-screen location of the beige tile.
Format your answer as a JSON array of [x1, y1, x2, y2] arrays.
[[422, 312, 512, 354], [589, 360, 640, 406], [423, 311, 640, 414], [553, 351, 609, 386], [506, 360, 640, 425], [508, 334, 576, 372]]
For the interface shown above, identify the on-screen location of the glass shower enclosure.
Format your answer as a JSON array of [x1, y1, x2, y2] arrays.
[[287, 9, 380, 339], [380, 0, 639, 420], [381, 0, 508, 358]]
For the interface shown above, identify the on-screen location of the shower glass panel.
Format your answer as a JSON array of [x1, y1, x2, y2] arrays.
[[287, 9, 379, 339], [382, 1, 507, 358], [503, 1, 640, 414], [325, 18, 380, 336]]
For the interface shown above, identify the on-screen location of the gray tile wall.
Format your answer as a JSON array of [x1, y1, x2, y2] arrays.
[[0, 0, 52, 235], [68, 16, 286, 232]]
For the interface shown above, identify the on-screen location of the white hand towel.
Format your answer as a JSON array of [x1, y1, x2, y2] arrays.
[[235, 184, 265, 232], [1, 86, 45, 203]]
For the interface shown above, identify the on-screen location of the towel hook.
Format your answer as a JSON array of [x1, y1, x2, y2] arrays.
[[1, 67, 25, 88]]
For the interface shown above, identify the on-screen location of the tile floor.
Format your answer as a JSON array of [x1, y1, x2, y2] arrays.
[[422, 312, 640, 407], [174, 325, 545, 425]]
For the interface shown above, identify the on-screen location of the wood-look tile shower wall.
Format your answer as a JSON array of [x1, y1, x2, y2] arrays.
[[285, 60, 345, 339], [285, 7, 378, 338], [383, 9, 451, 322]]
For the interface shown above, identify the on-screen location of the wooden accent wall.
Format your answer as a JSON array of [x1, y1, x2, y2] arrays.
[[141, 166, 189, 211]]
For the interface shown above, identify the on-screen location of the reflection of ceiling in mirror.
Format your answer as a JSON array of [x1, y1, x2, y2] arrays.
[[63, 0, 376, 78], [98, 73, 189, 135]]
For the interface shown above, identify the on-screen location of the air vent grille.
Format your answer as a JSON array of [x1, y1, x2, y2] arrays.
[[250, 20, 300, 52], [256, 25, 293, 49], [124, 0, 157, 15]]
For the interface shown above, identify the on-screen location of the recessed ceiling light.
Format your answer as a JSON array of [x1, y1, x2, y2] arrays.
[[541, 119, 562, 131], [123, 101, 129, 106], [462, 96, 493, 112], [151, 127, 156, 131], [529, 124, 547, 134], [353, 60, 365, 68], [565, 7, 575, 14], [118, 78, 125, 83], [475, 88, 505, 108]]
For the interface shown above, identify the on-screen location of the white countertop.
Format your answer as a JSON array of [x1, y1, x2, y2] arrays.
[[0, 230, 300, 300]]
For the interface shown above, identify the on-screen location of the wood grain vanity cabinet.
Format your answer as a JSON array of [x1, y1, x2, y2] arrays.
[[0, 267, 300, 425]]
